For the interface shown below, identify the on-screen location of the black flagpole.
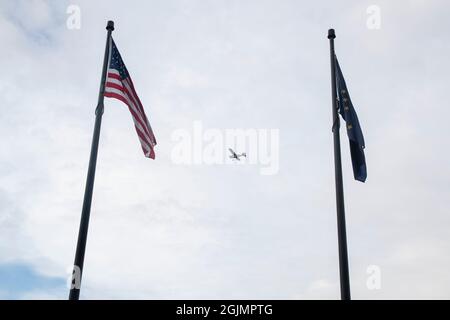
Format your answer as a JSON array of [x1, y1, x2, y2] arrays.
[[69, 20, 114, 300], [328, 28, 351, 300]]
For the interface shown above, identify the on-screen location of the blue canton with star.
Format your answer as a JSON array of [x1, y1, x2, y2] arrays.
[[109, 39, 130, 80]]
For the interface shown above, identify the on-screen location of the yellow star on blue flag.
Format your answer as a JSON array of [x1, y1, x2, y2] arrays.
[[335, 55, 367, 182]]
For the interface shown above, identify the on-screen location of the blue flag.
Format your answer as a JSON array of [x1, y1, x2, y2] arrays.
[[335, 56, 367, 182]]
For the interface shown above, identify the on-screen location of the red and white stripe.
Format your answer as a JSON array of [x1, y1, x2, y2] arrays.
[[104, 68, 156, 159]]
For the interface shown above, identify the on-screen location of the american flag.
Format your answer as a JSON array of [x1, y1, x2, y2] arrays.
[[104, 38, 157, 159]]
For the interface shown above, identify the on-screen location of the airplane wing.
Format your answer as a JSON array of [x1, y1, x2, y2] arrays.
[[228, 148, 237, 157]]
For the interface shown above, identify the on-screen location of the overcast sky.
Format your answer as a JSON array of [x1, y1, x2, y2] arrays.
[[1, 0, 450, 299]]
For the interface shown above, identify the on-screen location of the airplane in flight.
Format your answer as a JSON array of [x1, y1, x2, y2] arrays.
[[228, 148, 247, 161]]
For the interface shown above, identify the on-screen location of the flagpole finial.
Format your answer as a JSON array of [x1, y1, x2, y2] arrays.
[[328, 29, 336, 39], [106, 20, 115, 31]]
